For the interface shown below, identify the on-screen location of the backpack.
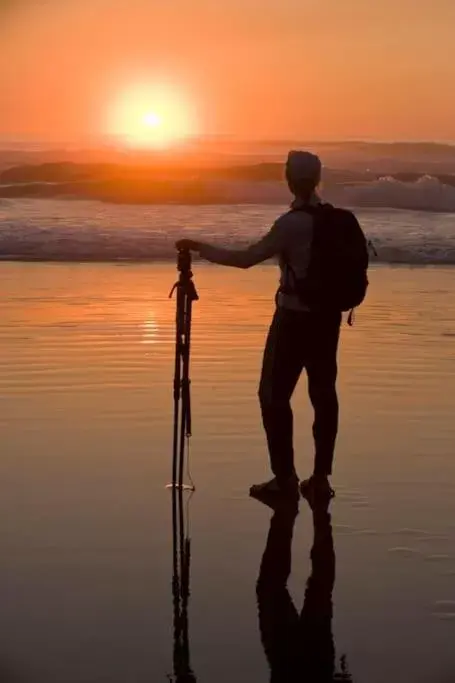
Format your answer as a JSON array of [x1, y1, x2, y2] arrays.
[[284, 203, 369, 321]]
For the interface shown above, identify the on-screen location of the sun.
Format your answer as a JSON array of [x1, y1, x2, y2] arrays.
[[107, 84, 198, 148], [143, 112, 161, 128]]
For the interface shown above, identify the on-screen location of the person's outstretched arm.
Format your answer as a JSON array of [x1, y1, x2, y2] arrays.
[[175, 222, 284, 269]]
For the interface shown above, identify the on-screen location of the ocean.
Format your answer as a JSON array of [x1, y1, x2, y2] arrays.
[[1, 198, 455, 263]]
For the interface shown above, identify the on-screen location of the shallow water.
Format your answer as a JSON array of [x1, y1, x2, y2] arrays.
[[2, 262, 455, 682]]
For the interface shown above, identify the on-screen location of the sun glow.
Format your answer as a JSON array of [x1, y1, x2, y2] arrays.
[[107, 84, 198, 148]]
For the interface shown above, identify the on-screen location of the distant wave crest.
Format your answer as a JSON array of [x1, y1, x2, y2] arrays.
[[2, 161, 455, 212], [341, 175, 455, 213]]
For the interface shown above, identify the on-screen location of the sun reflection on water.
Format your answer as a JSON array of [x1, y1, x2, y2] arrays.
[[143, 314, 160, 344]]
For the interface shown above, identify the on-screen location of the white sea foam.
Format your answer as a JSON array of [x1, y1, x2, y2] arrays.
[[0, 198, 454, 264], [341, 175, 455, 213], [216, 175, 455, 213]]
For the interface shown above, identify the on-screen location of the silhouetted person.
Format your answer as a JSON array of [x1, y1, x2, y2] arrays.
[[176, 150, 368, 502], [256, 499, 353, 682]]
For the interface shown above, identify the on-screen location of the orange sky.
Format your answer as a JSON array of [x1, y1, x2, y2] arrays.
[[1, 0, 455, 143]]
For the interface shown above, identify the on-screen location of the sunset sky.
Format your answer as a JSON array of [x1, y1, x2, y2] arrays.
[[1, 0, 455, 144]]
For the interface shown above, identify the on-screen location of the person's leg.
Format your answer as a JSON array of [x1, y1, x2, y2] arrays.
[[299, 504, 336, 678], [305, 313, 341, 481], [257, 308, 306, 489], [256, 504, 300, 678]]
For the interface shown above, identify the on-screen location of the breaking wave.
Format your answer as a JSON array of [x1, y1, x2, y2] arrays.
[[340, 175, 455, 213], [1, 199, 455, 265], [2, 170, 455, 212]]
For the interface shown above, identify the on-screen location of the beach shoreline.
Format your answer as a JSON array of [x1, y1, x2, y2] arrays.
[[2, 261, 455, 682]]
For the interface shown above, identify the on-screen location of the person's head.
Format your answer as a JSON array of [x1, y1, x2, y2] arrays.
[[285, 150, 322, 201]]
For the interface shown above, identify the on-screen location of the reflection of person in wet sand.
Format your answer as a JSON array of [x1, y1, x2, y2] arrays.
[[256, 500, 353, 682]]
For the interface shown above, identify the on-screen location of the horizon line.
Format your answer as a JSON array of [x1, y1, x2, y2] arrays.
[[1, 136, 455, 152]]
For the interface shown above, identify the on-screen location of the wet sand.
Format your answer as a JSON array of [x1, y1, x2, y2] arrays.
[[2, 262, 455, 682]]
